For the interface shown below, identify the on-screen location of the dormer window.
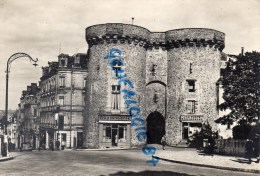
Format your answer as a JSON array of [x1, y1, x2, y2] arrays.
[[75, 56, 80, 65], [60, 59, 66, 67]]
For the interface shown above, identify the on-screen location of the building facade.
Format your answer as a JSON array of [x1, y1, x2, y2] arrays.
[[84, 23, 225, 148], [0, 110, 16, 154], [7, 111, 18, 150], [16, 83, 40, 149], [39, 53, 87, 149]]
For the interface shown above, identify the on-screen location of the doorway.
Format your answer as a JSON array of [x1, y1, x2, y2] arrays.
[[77, 132, 83, 148], [147, 111, 165, 144], [112, 129, 118, 146], [103, 124, 126, 147]]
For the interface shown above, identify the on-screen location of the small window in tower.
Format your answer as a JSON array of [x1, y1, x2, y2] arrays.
[[111, 85, 121, 110], [187, 80, 195, 92], [112, 61, 122, 77], [186, 100, 197, 114], [153, 93, 159, 103], [150, 64, 157, 76], [112, 85, 120, 94]]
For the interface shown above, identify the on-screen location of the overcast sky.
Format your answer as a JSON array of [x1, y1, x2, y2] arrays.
[[0, 0, 259, 110]]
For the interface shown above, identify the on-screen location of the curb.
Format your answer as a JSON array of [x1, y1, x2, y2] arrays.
[[153, 156, 260, 174], [75, 147, 139, 151], [0, 156, 14, 162]]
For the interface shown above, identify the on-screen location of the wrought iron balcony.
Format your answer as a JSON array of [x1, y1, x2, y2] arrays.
[[41, 105, 84, 112]]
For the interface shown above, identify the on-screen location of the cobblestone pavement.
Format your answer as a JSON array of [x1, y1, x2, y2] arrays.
[[0, 149, 258, 176]]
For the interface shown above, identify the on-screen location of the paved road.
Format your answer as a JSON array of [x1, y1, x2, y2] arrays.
[[0, 149, 258, 176]]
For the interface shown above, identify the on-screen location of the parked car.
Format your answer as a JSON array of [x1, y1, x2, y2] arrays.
[[20, 142, 33, 151]]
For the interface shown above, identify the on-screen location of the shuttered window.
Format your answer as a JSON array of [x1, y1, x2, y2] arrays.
[[186, 100, 198, 114], [112, 85, 121, 110]]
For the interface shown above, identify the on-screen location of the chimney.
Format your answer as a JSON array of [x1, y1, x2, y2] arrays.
[[31, 83, 38, 94], [241, 47, 244, 55], [27, 86, 31, 92]]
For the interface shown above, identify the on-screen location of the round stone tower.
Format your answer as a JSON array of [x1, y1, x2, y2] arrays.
[[84, 23, 225, 148], [165, 28, 225, 145], [84, 23, 150, 148]]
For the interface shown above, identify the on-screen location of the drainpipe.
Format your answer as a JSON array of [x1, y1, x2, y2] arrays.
[[70, 68, 73, 148]]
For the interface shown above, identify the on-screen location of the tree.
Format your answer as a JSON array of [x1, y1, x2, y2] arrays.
[[217, 51, 259, 125], [189, 122, 215, 148]]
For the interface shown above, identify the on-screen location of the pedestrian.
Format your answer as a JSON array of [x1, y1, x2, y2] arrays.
[[55, 140, 60, 151], [161, 135, 166, 150], [50, 140, 54, 151], [253, 133, 260, 163], [208, 135, 216, 156], [245, 139, 254, 164], [253, 120, 260, 163]]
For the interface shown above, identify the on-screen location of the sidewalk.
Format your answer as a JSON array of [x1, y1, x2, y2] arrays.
[[153, 147, 260, 174], [75, 146, 138, 151], [0, 156, 14, 162]]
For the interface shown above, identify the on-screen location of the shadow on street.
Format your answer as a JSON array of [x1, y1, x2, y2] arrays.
[[106, 170, 196, 176], [11, 152, 28, 159], [230, 158, 252, 164]]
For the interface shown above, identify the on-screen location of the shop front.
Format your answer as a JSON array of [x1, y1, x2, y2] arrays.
[[180, 115, 203, 140], [98, 115, 131, 148]]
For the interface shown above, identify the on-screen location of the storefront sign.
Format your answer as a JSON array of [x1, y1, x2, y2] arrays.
[[180, 115, 203, 122], [99, 115, 131, 121]]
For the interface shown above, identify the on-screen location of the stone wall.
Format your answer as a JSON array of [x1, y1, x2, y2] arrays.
[[84, 30, 147, 147], [167, 46, 221, 145], [145, 48, 167, 118]]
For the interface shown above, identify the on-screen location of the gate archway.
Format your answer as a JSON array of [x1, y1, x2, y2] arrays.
[[146, 111, 165, 144]]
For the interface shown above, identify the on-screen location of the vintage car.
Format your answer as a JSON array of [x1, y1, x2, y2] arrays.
[[20, 142, 33, 151]]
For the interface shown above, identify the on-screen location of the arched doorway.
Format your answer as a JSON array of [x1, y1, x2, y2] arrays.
[[146, 111, 165, 144]]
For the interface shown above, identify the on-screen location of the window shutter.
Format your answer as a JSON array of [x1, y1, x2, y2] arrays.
[[195, 101, 198, 112], [187, 101, 191, 113]]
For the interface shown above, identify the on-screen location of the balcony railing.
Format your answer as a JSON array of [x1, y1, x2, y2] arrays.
[[41, 88, 56, 97], [41, 105, 84, 112]]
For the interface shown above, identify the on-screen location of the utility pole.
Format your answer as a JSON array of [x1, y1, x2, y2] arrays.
[[70, 68, 73, 148]]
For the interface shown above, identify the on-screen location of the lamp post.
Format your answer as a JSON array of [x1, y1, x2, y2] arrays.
[[4, 53, 38, 157]]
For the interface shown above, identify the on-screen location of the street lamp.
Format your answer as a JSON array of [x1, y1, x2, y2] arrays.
[[4, 53, 38, 157]]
